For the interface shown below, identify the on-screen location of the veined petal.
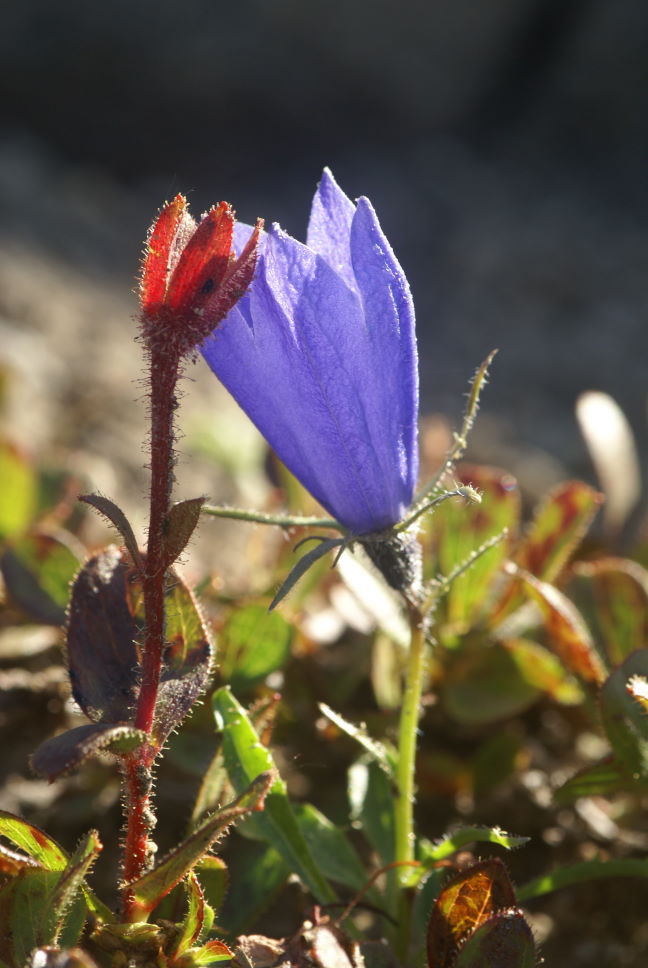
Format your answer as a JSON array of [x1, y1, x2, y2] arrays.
[[306, 168, 356, 289], [202, 224, 412, 533], [350, 196, 419, 500], [167, 202, 235, 313], [140, 194, 188, 314]]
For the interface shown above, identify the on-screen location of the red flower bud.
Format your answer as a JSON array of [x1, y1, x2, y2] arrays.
[[140, 194, 262, 357]]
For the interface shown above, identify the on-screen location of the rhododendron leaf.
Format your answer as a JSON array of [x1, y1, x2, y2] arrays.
[[31, 724, 147, 780], [1, 531, 81, 625], [66, 546, 140, 724], [600, 649, 648, 776], [454, 909, 536, 968], [512, 566, 606, 684], [434, 466, 519, 632], [162, 496, 205, 569], [78, 494, 142, 570], [213, 687, 336, 903], [128, 772, 272, 918], [426, 859, 517, 968], [568, 558, 648, 666]]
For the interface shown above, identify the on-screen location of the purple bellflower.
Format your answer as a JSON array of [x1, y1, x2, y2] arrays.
[[201, 169, 419, 540]]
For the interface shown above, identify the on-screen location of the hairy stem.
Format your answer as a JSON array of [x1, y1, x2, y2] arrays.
[[395, 603, 426, 879], [121, 342, 180, 917]]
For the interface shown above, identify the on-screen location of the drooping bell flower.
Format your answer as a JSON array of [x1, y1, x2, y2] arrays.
[[201, 169, 419, 539], [140, 194, 263, 357]]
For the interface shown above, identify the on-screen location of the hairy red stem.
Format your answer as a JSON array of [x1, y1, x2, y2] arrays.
[[121, 341, 180, 916]]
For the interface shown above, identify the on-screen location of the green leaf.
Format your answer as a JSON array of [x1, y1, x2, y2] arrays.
[[568, 557, 648, 666], [31, 724, 147, 780], [270, 536, 346, 610], [293, 803, 369, 894], [553, 756, 642, 803], [219, 604, 293, 691], [195, 856, 227, 924], [455, 909, 536, 968], [433, 466, 520, 632], [78, 493, 143, 570], [442, 638, 542, 726], [41, 830, 101, 945], [170, 872, 205, 957], [218, 840, 289, 938], [128, 772, 272, 918], [518, 857, 648, 901], [347, 758, 395, 867], [320, 703, 394, 776], [422, 827, 529, 864], [1, 531, 81, 625], [185, 939, 234, 965], [163, 497, 205, 569], [0, 812, 67, 870], [600, 648, 648, 776], [0, 440, 37, 541], [213, 687, 336, 903]]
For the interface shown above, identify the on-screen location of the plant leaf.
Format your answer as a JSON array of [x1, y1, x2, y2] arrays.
[[423, 827, 529, 864], [66, 546, 140, 723], [78, 494, 143, 570], [0, 440, 37, 541], [518, 857, 648, 901], [600, 649, 648, 775], [512, 566, 606, 684], [162, 497, 205, 569], [127, 772, 272, 918], [433, 466, 519, 633], [426, 859, 517, 968], [213, 687, 337, 903], [347, 758, 395, 867], [170, 872, 205, 957], [219, 604, 293, 691], [553, 756, 642, 803], [1, 531, 81, 625], [218, 841, 289, 938], [270, 537, 346, 610], [41, 830, 102, 945], [0, 812, 68, 870], [31, 724, 147, 780], [568, 557, 648, 666], [293, 803, 370, 895], [454, 909, 536, 968], [320, 703, 394, 776]]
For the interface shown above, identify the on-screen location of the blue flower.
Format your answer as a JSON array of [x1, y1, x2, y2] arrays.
[[201, 169, 419, 536]]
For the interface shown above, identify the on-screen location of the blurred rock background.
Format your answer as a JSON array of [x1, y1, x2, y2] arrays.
[[1, 0, 647, 520]]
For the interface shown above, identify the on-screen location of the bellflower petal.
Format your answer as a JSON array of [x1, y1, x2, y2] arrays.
[[201, 172, 419, 535]]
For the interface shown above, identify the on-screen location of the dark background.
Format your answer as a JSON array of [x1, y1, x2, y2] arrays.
[[1, 0, 647, 491]]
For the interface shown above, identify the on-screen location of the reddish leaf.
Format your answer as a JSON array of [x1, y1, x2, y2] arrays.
[[433, 466, 520, 634], [455, 908, 537, 967], [568, 557, 648, 666], [516, 480, 603, 582], [513, 566, 606, 684], [31, 724, 146, 780], [78, 494, 143, 571], [600, 649, 648, 776], [66, 547, 140, 724], [426, 859, 517, 968]]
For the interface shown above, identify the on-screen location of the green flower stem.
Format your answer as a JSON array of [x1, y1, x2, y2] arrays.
[[395, 602, 426, 881], [202, 504, 341, 530]]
